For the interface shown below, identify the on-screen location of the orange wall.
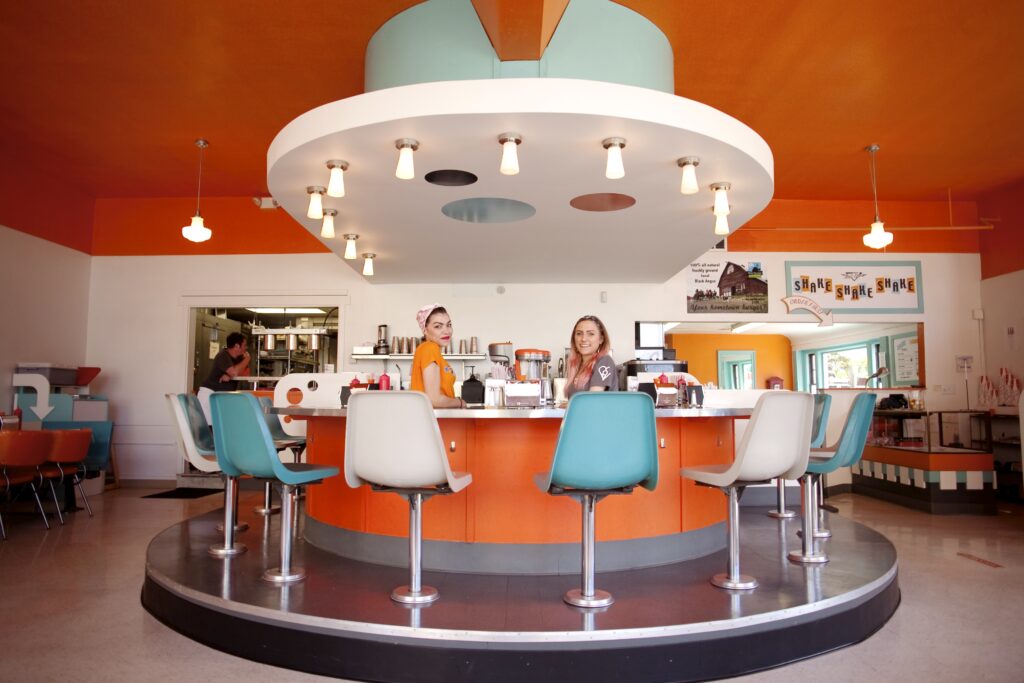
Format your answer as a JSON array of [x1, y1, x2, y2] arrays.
[[667, 333, 793, 389], [92, 197, 329, 255], [976, 178, 1024, 279]]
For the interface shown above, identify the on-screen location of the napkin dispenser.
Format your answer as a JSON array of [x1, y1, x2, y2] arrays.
[[504, 382, 542, 408]]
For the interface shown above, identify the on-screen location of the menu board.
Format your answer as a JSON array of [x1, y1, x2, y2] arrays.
[[892, 333, 920, 385], [784, 260, 924, 313]]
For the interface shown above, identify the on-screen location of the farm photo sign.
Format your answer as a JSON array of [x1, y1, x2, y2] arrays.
[[784, 260, 924, 313], [686, 259, 769, 314]]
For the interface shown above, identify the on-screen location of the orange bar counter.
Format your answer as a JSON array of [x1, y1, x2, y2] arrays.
[[284, 407, 751, 573]]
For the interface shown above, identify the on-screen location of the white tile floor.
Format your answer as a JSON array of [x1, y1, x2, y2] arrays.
[[1, 488, 1022, 682]]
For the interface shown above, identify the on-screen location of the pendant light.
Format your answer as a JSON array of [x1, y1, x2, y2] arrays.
[[361, 252, 376, 276], [677, 157, 700, 195], [395, 139, 418, 180], [326, 160, 348, 197], [181, 139, 212, 243], [321, 208, 337, 238], [602, 137, 626, 179], [711, 182, 731, 216], [498, 133, 522, 175], [342, 233, 359, 259], [306, 186, 325, 219], [862, 144, 894, 249], [714, 212, 730, 236]]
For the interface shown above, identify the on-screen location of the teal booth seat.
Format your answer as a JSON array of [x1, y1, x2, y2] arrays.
[[807, 393, 877, 475], [42, 421, 113, 473], [209, 392, 340, 584], [535, 392, 658, 609]]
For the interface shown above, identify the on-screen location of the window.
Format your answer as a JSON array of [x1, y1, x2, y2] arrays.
[[822, 346, 869, 388]]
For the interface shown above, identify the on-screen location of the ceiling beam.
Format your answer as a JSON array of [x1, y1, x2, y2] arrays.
[[471, 0, 569, 60]]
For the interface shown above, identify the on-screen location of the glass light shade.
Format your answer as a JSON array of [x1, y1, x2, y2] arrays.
[[320, 211, 335, 238], [713, 187, 730, 216], [500, 139, 519, 175], [680, 162, 699, 195], [362, 254, 375, 276], [714, 213, 730, 235], [306, 189, 324, 219], [863, 220, 894, 249], [344, 235, 357, 259], [181, 215, 212, 243], [327, 165, 346, 197], [395, 145, 415, 180], [605, 143, 624, 179]]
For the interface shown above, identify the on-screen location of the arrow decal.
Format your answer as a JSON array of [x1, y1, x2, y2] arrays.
[[13, 373, 54, 420], [781, 296, 834, 327]]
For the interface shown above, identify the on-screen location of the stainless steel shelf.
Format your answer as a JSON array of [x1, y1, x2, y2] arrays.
[[350, 354, 487, 361]]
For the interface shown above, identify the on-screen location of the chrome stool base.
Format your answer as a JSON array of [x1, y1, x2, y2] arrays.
[[263, 567, 306, 584], [788, 550, 829, 564], [253, 505, 281, 516], [767, 509, 797, 519], [564, 588, 614, 608], [392, 585, 439, 605], [797, 528, 832, 539], [216, 522, 249, 533], [208, 543, 246, 558], [712, 573, 758, 591]]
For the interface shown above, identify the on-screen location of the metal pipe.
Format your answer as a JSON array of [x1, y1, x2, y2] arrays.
[[280, 484, 293, 574], [409, 493, 422, 593], [582, 494, 596, 597], [727, 487, 740, 582]]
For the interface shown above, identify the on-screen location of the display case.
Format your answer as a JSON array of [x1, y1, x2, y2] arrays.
[[854, 409, 996, 515]]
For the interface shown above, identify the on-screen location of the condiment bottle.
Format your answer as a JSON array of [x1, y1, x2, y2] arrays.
[[378, 372, 390, 391]]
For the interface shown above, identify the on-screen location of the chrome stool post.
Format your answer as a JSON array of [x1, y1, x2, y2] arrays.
[[392, 492, 439, 604], [766, 478, 797, 519], [565, 493, 614, 608], [263, 484, 306, 583], [253, 481, 281, 516], [788, 474, 828, 564], [209, 476, 246, 557], [713, 486, 758, 590]]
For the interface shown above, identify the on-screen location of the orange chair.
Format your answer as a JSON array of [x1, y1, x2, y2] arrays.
[[0, 431, 55, 539], [42, 429, 94, 518]]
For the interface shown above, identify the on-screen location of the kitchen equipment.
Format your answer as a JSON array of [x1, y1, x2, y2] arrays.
[[458, 339, 467, 354], [514, 349, 551, 381], [505, 381, 542, 408], [552, 377, 567, 405], [540, 378, 553, 404], [462, 374, 484, 405], [391, 336, 401, 354], [470, 336, 479, 353], [484, 378, 505, 407], [557, 357, 564, 378], [488, 342, 513, 366], [374, 324, 389, 354]]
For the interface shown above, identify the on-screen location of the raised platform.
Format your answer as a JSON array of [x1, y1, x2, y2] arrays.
[[142, 501, 899, 682]]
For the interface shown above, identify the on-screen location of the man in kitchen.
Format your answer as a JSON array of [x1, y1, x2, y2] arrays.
[[197, 331, 251, 422]]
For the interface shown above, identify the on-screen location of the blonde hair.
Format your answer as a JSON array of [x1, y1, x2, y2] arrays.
[[566, 315, 611, 388]]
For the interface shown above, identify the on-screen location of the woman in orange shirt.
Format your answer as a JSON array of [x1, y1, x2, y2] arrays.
[[410, 303, 466, 409]]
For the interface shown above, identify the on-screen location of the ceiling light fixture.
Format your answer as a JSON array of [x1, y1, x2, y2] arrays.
[[498, 133, 522, 175], [731, 321, 764, 334], [342, 233, 359, 260], [306, 186, 325, 219], [711, 182, 731, 216], [677, 157, 700, 195], [361, 252, 376, 276], [395, 139, 419, 180], [321, 208, 337, 238], [862, 144, 894, 250], [326, 160, 349, 197], [181, 138, 212, 243], [602, 137, 626, 179], [714, 211, 730, 236]]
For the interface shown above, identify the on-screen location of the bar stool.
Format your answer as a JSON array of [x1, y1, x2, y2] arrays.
[[789, 392, 877, 564], [0, 431, 54, 538], [344, 391, 472, 605], [535, 392, 658, 608], [254, 396, 308, 514], [210, 392, 340, 583], [167, 393, 248, 553], [682, 392, 814, 590], [768, 394, 831, 519]]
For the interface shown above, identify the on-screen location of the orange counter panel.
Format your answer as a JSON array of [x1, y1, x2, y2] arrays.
[[863, 445, 993, 472], [304, 414, 739, 545]]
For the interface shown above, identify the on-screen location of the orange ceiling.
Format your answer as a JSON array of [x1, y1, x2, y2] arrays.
[[1, 0, 1022, 206]]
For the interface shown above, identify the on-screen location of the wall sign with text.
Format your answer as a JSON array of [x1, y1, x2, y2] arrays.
[[784, 260, 924, 314]]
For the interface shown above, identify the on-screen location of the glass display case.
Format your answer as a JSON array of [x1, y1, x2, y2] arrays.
[[868, 409, 991, 453]]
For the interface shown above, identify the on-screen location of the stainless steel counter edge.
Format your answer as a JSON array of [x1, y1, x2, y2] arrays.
[[276, 406, 753, 419]]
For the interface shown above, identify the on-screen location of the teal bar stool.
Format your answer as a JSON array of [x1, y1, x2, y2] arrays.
[[345, 391, 472, 605], [253, 396, 308, 516], [789, 392, 877, 564], [210, 392, 340, 583], [768, 393, 832, 520], [683, 392, 814, 590], [535, 392, 658, 608]]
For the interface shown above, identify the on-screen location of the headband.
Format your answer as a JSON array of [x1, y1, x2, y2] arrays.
[[416, 303, 442, 333]]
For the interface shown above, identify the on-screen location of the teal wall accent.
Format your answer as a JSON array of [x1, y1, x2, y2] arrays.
[[365, 0, 673, 93]]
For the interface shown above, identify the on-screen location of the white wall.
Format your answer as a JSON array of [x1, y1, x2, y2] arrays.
[[980, 269, 1024, 383], [0, 226, 91, 412], [86, 250, 984, 480]]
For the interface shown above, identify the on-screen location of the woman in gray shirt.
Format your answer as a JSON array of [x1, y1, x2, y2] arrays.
[[565, 315, 618, 398]]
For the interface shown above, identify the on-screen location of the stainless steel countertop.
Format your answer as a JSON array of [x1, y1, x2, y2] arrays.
[[276, 406, 752, 419]]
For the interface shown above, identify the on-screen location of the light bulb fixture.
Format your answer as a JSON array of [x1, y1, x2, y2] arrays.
[[602, 137, 626, 179], [394, 138, 419, 180], [320, 208, 337, 239], [342, 233, 359, 260], [711, 182, 731, 216], [677, 157, 700, 195], [862, 144, 894, 249], [306, 186, 325, 219], [361, 252, 376, 276], [181, 139, 212, 243], [714, 211, 730, 236], [326, 160, 348, 197], [498, 133, 522, 175]]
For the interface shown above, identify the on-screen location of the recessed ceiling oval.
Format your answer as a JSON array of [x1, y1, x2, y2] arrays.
[[569, 193, 637, 212], [424, 169, 478, 186], [441, 197, 536, 223]]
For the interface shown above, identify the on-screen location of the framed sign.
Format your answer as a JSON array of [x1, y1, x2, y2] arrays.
[[686, 258, 769, 314], [890, 331, 920, 386], [784, 260, 923, 314]]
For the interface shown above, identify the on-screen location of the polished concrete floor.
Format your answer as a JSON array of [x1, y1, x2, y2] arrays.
[[1, 488, 1022, 682]]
